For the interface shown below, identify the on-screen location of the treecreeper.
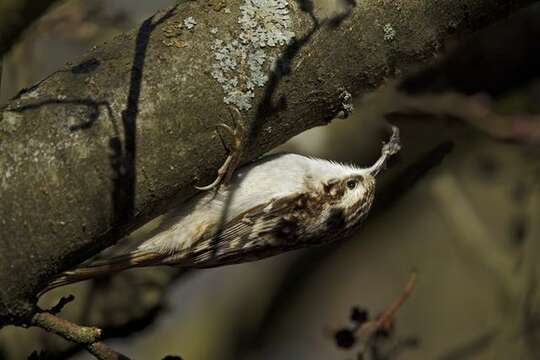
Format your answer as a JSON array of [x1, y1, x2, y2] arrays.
[[40, 126, 401, 296]]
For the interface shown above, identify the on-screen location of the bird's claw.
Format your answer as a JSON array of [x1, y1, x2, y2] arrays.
[[195, 123, 243, 191]]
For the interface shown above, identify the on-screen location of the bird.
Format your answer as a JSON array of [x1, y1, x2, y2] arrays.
[[40, 126, 400, 295]]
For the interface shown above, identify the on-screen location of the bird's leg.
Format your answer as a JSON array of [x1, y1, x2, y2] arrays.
[[195, 123, 243, 191], [222, 123, 243, 185]]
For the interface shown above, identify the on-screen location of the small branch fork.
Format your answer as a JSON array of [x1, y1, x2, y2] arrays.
[[30, 295, 130, 360], [329, 271, 418, 356], [358, 271, 417, 340]]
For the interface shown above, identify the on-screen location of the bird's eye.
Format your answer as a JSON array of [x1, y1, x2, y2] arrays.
[[346, 179, 357, 190]]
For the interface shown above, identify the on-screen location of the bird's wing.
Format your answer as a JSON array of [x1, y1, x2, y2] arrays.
[[179, 191, 309, 267], [134, 153, 310, 254], [83, 154, 314, 263]]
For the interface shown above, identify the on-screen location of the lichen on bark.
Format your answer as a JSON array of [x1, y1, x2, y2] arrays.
[[0, 0, 534, 325]]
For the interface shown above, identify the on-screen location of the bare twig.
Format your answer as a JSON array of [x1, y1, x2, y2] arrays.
[[48, 294, 75, 315], [31, 312, 101, 345], [329, 271, 418, 358], [31, 312, 130, 360], [389, 91, 540, 144], [373, 271, 417, 331], [28, 295, 130, 360], [358, 271, 417, 339]]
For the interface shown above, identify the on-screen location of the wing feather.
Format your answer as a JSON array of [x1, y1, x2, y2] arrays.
[[180, 192, 306, 266]]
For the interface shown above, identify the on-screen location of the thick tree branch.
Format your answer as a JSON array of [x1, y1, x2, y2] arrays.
[[0, 0, 534, 326]]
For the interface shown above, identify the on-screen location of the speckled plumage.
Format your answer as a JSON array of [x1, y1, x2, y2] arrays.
[[42, 128, 399, 294]]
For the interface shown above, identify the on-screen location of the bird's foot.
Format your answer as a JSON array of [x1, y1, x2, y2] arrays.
[[195, 123, 243, 191]]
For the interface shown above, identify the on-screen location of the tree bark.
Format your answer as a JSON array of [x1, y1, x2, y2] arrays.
[[0, 0, 533, 325]]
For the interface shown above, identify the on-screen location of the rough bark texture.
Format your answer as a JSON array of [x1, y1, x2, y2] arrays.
[[0, 0, 533, 325]]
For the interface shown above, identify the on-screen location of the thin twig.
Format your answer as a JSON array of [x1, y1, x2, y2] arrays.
[[375, 271, 417, 331], [31, 312, 101, 344], [356, 271, 417, 339], [30, 311, 130, 360], [48, 294, 75, 315], [387, 89, 540, 144]]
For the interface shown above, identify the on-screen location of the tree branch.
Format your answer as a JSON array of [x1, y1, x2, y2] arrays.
[[31, 311, 129, 360], [0, 0, 534, 326], [27, 293, 129, 360]]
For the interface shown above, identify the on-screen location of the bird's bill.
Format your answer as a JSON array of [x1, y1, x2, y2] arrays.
[[365, 153, 388, 177], [366, 126, 401, 176]]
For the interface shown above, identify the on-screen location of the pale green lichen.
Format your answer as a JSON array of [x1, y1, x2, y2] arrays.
[[383, 23, 396, 41], [184, 16, 197, 30], [340, 90, 353, 116], [210, 0, 295, 111]]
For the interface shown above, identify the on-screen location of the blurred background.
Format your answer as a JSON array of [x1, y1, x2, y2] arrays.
[[1, 1, 540, 359]]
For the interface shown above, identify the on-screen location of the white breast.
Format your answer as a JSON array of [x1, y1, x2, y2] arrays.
[[137, 154, 308, 253]]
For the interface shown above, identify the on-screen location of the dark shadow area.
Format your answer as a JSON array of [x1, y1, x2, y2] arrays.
[[13, 5, 177, 236], [71, 58, 101, 75], [59, 13, 181, 355], [438, 331, 497, 360], [12, 6, 178, 245], [44, 267, 191, 360], [113, 7, 176, 227], [9, 98, 118, 132], [295, 0, 319, 27], [399, 4, 540, 97], [372, 140, 453, 212], [50, 303, 164, 360]]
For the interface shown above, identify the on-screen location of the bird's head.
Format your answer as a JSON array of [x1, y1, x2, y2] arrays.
[[321, 169, 377, 229], [306, 126, 400, 231], [326, 126, 400, 228]]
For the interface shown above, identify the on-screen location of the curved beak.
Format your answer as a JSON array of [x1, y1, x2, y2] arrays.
[[366, 126, 401, 177], [365, 153, 388, 177]]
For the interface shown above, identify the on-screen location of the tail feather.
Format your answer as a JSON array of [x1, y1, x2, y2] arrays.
[[39, 251, 166, 296]]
